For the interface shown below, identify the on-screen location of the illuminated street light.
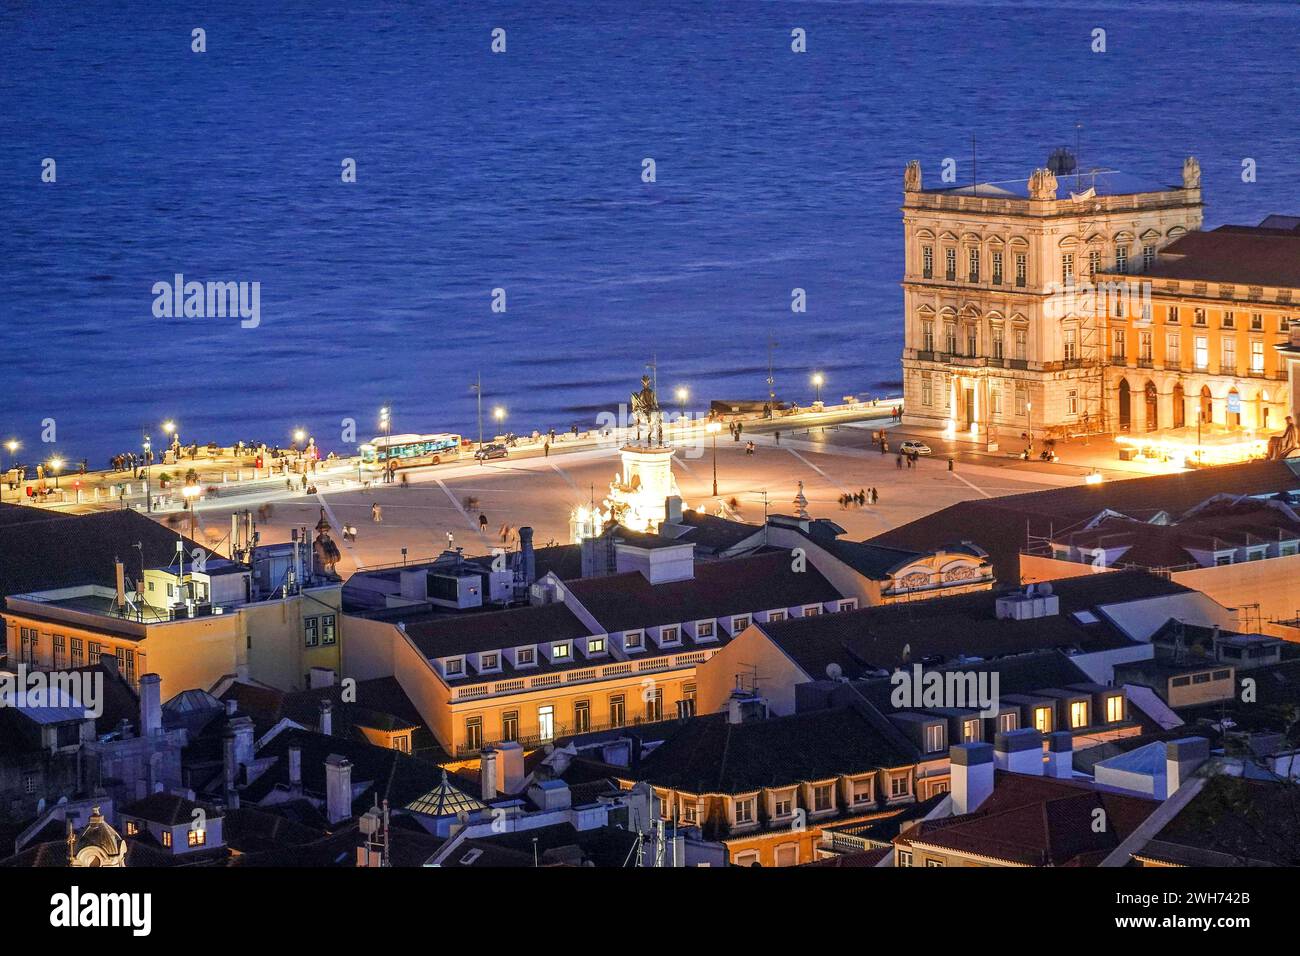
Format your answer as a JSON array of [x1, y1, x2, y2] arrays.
[[493, 406, 506, 424], [706, 421, 722, 497], [5, 439, 17, 476], [143, 434, 153, 512], [675, 387, 689, 423], [182, 482, 202, 539], [48, 456, 64, 489], [812, 372, 825, 404], [379, 405, 392, 483]]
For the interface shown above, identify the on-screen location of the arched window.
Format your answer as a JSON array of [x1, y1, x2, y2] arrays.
[[1118, 379, 1132, 431], [1200, 386, 1213, 425], [1172, 383, 1186, 429], [1144, 382, 1158, 432]]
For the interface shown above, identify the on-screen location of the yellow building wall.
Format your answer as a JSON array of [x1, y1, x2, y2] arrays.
[[695, 625, 811, 717], [1171, 555, 1300, 632], [1019, 553, 1114, 585]]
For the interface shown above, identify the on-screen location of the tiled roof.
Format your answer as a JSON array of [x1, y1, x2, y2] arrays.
[[625, 707, 916, 795], [760, 570, 1182, 681], [402, 603, 591, 659], [563, 551, 843, 633], [1144, 775, 1297, 866], [121, 792, 222, 827], [870, 460, 1300, 582], [1131, 224, 1300, 289], [900, 771, 1160, 866]]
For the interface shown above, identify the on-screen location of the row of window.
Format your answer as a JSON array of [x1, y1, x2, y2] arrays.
[[1155, 306, 1290, 333], [14, 628, 133, 681], [303, 614, 337, 648], [463, 685, 697, 751], [123, 820, 206, 848], [920, 245, 1157, 285]]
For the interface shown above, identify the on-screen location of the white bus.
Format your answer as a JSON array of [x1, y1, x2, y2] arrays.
[[359, 433, 463, 473]]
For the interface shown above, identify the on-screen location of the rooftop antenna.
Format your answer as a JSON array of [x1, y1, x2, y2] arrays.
[[971, 135, 977, 197]]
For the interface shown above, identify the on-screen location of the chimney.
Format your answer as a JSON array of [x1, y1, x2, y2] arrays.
[[309, 667, 337, 690], [222, 727, 241, 809], [496, 741, 525, 795], [288, 746, 302, 792], [324, 754, 353, 825], [664, 495, 683, 523], [225, 698, 238, 716], [994, 728, 1043, 776], [950, 742, 995, 814], [480, 748, 498, 802], [138, 673, 162, 738], [1165, 737, 1210, 795], [114, 559, 126, 609], [319, 699, 333, 736], [231, 715, 255, 768], [1045, 731, 1073, 778], [519, 526, 536, 586]]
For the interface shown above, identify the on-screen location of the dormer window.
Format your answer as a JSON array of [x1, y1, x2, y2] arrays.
[[923, 723, 945, 753], [660, 626, 680, 644], [732, 616, 750, 633], [803, 605, 822, 617], [481, 653, 498, 670], [588, 638, 605, 654], [812, 784, 833, 813], [552, 643, 570, 660], [445, 658, 464, 676], [516, 648, 535, 666], [695, 621, 714, 640], [734, 797, 755, 825], [767, 610, 786, 623], [1105, 695, 1124, 723], [837, 601, 857, 612], [624, 631, 643, 650]]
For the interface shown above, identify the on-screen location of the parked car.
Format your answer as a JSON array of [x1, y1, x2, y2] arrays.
[[899, 440, 932, 456], [474, 443, 509, 461]]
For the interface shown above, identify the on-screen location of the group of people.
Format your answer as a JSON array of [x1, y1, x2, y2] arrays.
[[896, 450, 921, 469], [109, 451, 152, 476], [839, 487, 878, 509]]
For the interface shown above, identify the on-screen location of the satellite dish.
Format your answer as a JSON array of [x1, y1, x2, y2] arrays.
[[825, 663, 842, 681]]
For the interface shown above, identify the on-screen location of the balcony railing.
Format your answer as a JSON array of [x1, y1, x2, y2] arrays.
[[455, 711, 692, 757]]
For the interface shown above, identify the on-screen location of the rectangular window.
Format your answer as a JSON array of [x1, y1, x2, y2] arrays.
[[1062, 253, 1074, 283], [1013, 329, 1026, 359], [1168, 306, 1180, 324], [1070, 700, 1089, 729], [574, 700, 590, 734], [1106, 696, 1124, 723], [645, 688, 663, 722], [1015, 252, 1027, 287], [162, 830, 172, 848], [945, 248, 956, 281], [774, 795, 793, 817], [813, 785, 833, 812], [88, 641, 102, 665], [1252, 341, 1266, 373], [1115, 247, 1128, 273], [624, 631, 642, 649], [188, 828, 206, 848], [922, 376, 933, 407], [696, 621, 714, 638], [992, 327, 1004, 358], [890, 776, 908, 798], [945, 324, 957, 354], [1251, 312, 1263, 331], [116, 647, 135, 684], [481, 653, 498, 669], [732, 616, 750, 632], [1112, 328, 1125, 360], [1194, 308, 1207, 326], [1222, 338, 1236, 372], [923, 723, 945, 754], [445, 658, 463, 676], [1089, 250, 1101, 276], [898, 850, 913, 867], [1167, 333, 1181, 366], [1067, 389, 1078, 416], [1140, 331, 1153, 362], [998, 713, 1018, 733], [962, 719, 981, 743], [1015, 387, 1027, 418], [735, 799, 755, 824], [70, 638, 83, 668], [551, 643, 569, 659], [922, 245, 933, 279], [1063, 329, 1077, 361], [465, 716, 483, 751], [1034, 707, 1053, 732], [968, 248, 980, 282], [321, 614, 336, 645], [1195, 335, 1209, 370], [587, 637, 605, 654], [922, 320, 935, 351], [53, 635, 66, 668], [304, 617, 319, 647], [501, 711, 519, 742], [516, 647, 535, 665], [659, 627, 679, 644], [1222, 310, 1234, 329], [609, 695, 626, 728], [1142, 245, 1155, 270], [992, 250, 1003, 285], [538, 705, 555, 742]]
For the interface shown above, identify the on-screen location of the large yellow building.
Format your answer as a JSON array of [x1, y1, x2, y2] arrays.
[[1099, 219, 1300, 463], [900, 155, 1203, 447]]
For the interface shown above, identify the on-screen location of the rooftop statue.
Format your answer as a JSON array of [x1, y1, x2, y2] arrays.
[[1267, 416, 1296, 461], [1027, 167, 1058, 201], [904, 160, 922, 193], [1182, 156, 1201, 189]]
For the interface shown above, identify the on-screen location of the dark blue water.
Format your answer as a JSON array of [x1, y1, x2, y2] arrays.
[[3, 0, 1297, 464]]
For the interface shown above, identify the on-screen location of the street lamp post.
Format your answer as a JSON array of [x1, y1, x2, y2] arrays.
[[379, 406, 391, 483], [812, 372, 824, 405], [49, 457, 63, 490], [143, 435, 152, 511], [182, 482, 201, 539], [675, 387, 688, 425], [706, 421, 722, 497], [493, 406, 506, 443], [4, 440, 17, 495], [472, 375, 483, 454], [1026, 400, 1034, 455]]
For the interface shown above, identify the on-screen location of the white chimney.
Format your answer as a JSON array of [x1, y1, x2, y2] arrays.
[[950, 742, 995, 814], [480, 748, 498, 802], [288, 746, 302, 791], [309, 667, 337, 689], [319, 699, 333, 736], [664, 495, 683, 523], [1165, 737, 1210, 795], [496, 741, 526, 795], [139, 673, 162, 738], [1045, 731, 1073, 778], [231, 716, 255, 768], [324, 754, 353, 825], [994, 728, 1043, 776], [527, 779, 572, 812]]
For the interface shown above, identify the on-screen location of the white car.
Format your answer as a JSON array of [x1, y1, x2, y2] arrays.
[[900, 440, 932, 456]]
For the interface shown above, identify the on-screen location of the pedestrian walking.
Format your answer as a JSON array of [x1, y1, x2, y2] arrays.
[[371, 503, 382, 523], [896, 453, 903, 469], [774, 430, 781, 445], [544, 441, 550, 458], [479, 513, 488, 534], [447, 531, 455, 548]]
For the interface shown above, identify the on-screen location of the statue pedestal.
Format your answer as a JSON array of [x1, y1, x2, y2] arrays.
[[618, 444, 677, 530]]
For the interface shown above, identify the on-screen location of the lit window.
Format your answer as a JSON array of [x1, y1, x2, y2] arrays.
[[551, 644, 569, 659], [1106, 696, 1124, 723], [587, 638, 604, 654], [1070, 700, 1088, 729], [304, 617, 319, 648], [187, 828, 206, 848], [162, 830, 172, 848], [1034, 707, 1053, 732]]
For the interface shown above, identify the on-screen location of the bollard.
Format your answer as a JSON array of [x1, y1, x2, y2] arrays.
[[948, 458, 954, 471]]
